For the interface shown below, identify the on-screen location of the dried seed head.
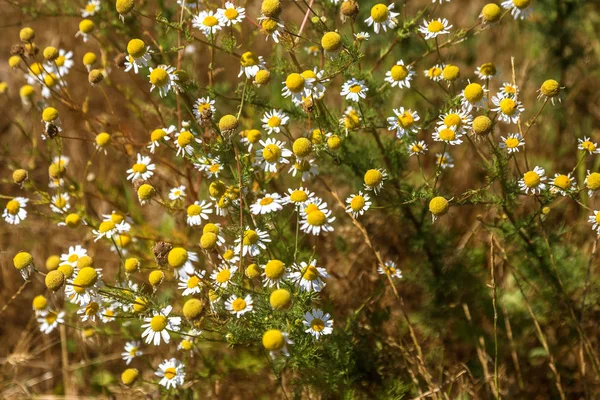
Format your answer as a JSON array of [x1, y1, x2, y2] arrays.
[[153, 241, 173, 266]]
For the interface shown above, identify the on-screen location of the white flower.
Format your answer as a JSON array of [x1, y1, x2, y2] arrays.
[[282, 187, 315, 208], [262, 259, 288, 288], [519, 166, 547, 195], [37, 310, 65, 334], [148, 65, 179, 97], [387, 107, 420, 138], [550, 173, 576, 196], [174, 127, 202, 157], [475, 64, 497, 80], [124, 46, 152, 74], [499, 133, 525, 153], [437, 109, 472, 134], [424, 64, 445, 81], [217, 2, 245, 26], [178, 271, 206, 296], [122, 341, 142, 365], [301, 68, 328, 99], [81, 0, 100, 17], [3, 197, 28, 224], [578, 137, 600, 155], [492, 93, 525, 124], [499, 82, 520, 98], [238, 52, 266, 79], [235, 227, 271, 257], [194, 155, 223, 178], [408, 140, 428, 156], [147, 125, 176, 153], [385, 60, 415, 89], [345, 192, 372, 217], [261, 109, 289, 134], [363, 169, 388, 194], [365, 3, 399, 33], [156, 358, 185, 389], [126, 153, 155, 181], [300, 199, 335, 235], [193, 97, 216, 121], [255, 138, 292, 173], [258, 16, 284, 43], [282, 73, 315, 105], [77, 299, 104, 322], [225, 294, 253, 318], [502, 0, 533, 20], [186, 200, 213, 226], [339, 106, 361, 134], [433, 125, 463, 146], [354, 32, 370, 41], [46, 49, 74, 76], [436, 152, 454, 169], [419, 18, 452, 39], [460, 82, 488, 111], [303, 309, 333, 340], [60, 245, 88, 267], [378, 260, 403, 279], [289, 158, 319, 182], [210, 264, 237, 288], [341, 78, 368, 102], [169, 185, 187, 201], [590, 211, 600, 235], [141, 306, 182, 346], [50, 192, 70, 214], [289, 260, 329, 292], [585, 171, 600, 197], [193, 10, 223, 36], [101, 307, 117, 323], [250, 193, 283, 215]]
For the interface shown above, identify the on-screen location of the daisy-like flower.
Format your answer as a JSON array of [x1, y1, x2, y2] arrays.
[[301, 68, 327, 99], [424, 64, 445, 81], [433, 125, 462, 146], [219, 246, 240, 266], [419, 18, 452, 40], [578, 137, 600, 155], [47, 49, 74, 76], [225, 294, 254, 318], [178, 329, 201, 352], [363, 168, 388, 194], [156, 358, 185, 389], [502, 0, 533, 20], [436, 152, 454, 169], [235, 227, 271, 257], [282, 73, 314, 105], [38, 310, 65, 334], [210, 264, 237, 289], [365, 3, 399, 33], [147, 125, 176, 154], [519, 166, 547, 195], [194, 156, 223, 179], [492, 93, 524, 124], [387, 107, 420, 138], [339, 106, 361, 134], [193, 97, 216, 122], [289, 259, 329, 292], [437, 109, 473, 134], [148, 65, 179, 97], [460, 82, 488, 111], [258, 16, 284, 43], [122, 341, 142, 365], [174, 128, 202, 157], [193, 10, 222, 36], [303, 309, 333, 340], [65, 267, 104, 306], [385, 60, 415, 89], [217, 2, 245, 26], [499, 82, 519, 98], [585, 171, 600, 197], [289, 158, 319, 181], [354, 32, 370, 41], [261, 109, 289, 134], [124, 39, 152, 74], [3, 197, 28, 224], [283, 187, 315, 208], [345, 192, 372, 217], [240, 129, 262, 152], [178, 271, 207, 296], [588, 210, 600, 235], [186, 200, 213, 226], [168, 248, 199, 278], [101, 307, 117, 323], [499, 133, 525, 153], [77, 298, 104, 322], [92, 219, 128, 242], [60, 245, 88, 267], [238, 51, 266, 79], [75, 19, 95, 42], [255, 138, 293, 173], [50, 193, 70, 214], [81, 0, 100, 17], [408, 140, 428, 156], [126, 153, 155, 181], [341, 78, 368, 102], [262, 259, 288, 288], [263, 329, 293, 358], [250, 193, 283, 215], [377, 260, 403, 279], [550, 173, 576, 196], [300, 200, 336, 235], [475, 63, 497, 80], [141, 306, 181, 346], [169, 185, 187, 201]]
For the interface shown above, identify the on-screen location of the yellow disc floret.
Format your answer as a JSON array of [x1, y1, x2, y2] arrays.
[[429, 196, 449, 217]]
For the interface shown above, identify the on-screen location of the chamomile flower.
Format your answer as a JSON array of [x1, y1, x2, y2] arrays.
[[60, 245, 87, 267], [148, 65, 179, 97], [141, 305, 181, 346], [178, 271, 206, 296], [290, 259, 329, 292], [492, 93, 524, 124], [195, 156, 223, 179], [65, 267, 104, 305], [519, 166, 547, 195], [578, 137, 600, 155], [250, 193, 283, 215], [256, 138, 292, 173], [219, 246, 240, 266], [538, 79, 563, 105], [262, 109, 289, 134], [460, 82, 488, 111], [47, 49, 74, 76], [238, 51, 266, 79], [156, 358, 185, 389], [193, 97, 216, 122], [585, 171, 600, 197], [438, 110, 473, 135], [75, 19, 95, 42], [282, 73, 314, 105], [186, 200, 213, 226], [345, 192, 372, 217], [147, 126, 176, 153], [225, 294, 254, 318], [408, 140, 428, 156], [433, 125, 462, 146], [210, 264, 237, 289], [3, 197, 28, 224], [385, 60, 415, 89], [124, 39, 152, 74], [289, 158, 319, 181], [262, 259, 288, 288], [81, 0, 100, 18], [502, 0, 533, 20], [475, 63, 497, 80], [217, 2, 245, 26], [259, 17, 284, 43], [378, 260, 403, 279], [92, 219, 128, 242], [77, 298, 104, 322], [499, 133, 525, 153], [419, 18, 452, 40], [240, 129, 262, 152], [50, 193, 70, 214], [354, 32, 370, 41], [550, 173, 576, 196], [363, 169, 388, 194], [436, 152, 454, 169], [499, 82, 519, 98], [365, 3, 399, 33], [301, 68, 327, 99], [300, 200, 336, 235], [169, 185, 187, 201], [341, 78, 368, 102], [339, 106, 361, 133], [589, 211, 600, 234], [126, 153, 155, 181], [262, 329, 293, 358], [13, 252, 34, 280], [424, 64, 445, 81], [303, 309, 333, 340], [122, 341, 142, 365], [174, 128, 201, 157], [235, 227, 271, 257], [38, 310, 65, 334], [101, 307, 117, 323], [387, 107, 420, 138], [283, 187, 315, 208], [193, 10, 223, 36]]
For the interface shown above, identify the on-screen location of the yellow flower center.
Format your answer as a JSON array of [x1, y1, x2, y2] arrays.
[[285, 73, 305, 93], [439, 128, 455, 141], [349, 84, 362, 93], [265, 259, 285, 279], [263, 144, 281, 163], [504, 85, 517, 95], [505, 137, 520, 148], [129, 347, 138, 356], [149, 68, 169, 87], [45, 311, 58, 324], [310, 318, 325, 332], [307, 210, 326, 226], [85, 302, 99, 316], [267, 116, 281, 127], [428, 66, 442, 78], [132, 163, 146, 173], [55, 56, 66, 67], [151, 129, 166, 141], [428, 20, 444, 33], [443, 113, 462, 128], [6, 199, 20, 215], [53, 195, 67, 209], [513, 0, 531, 9], [224, 7, 238, 19], [350, 196, 366, 211], [553, 175, 570, 190], [523, 171, 540, 188], [187, 276, 200, 288], [216, 269, 231, 283], [231, 298, 247, 311], [587, 173, 600, 190], [150, 315, 168, 332], [187, 204, 202, 216], [164, 367, 177, 380], [390, 65, 408, 81], [364, 169, 382, 187], [582, 141, 596, 152], [302, 265, 319, 281], [464, 83, 484, 103], [203, 15, 219, 27], [290, 190, 308, 203], [260, 197, 274, 206], [499, 98, 517, 115], [261, 18, 278, 33], [98, 220, 115, 233], [177, 131, 194, 147], [240, 51, 258, 66], [398, 111, 414, 128], [370, 4, 389, 22], [243, 229, 259, 245]]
